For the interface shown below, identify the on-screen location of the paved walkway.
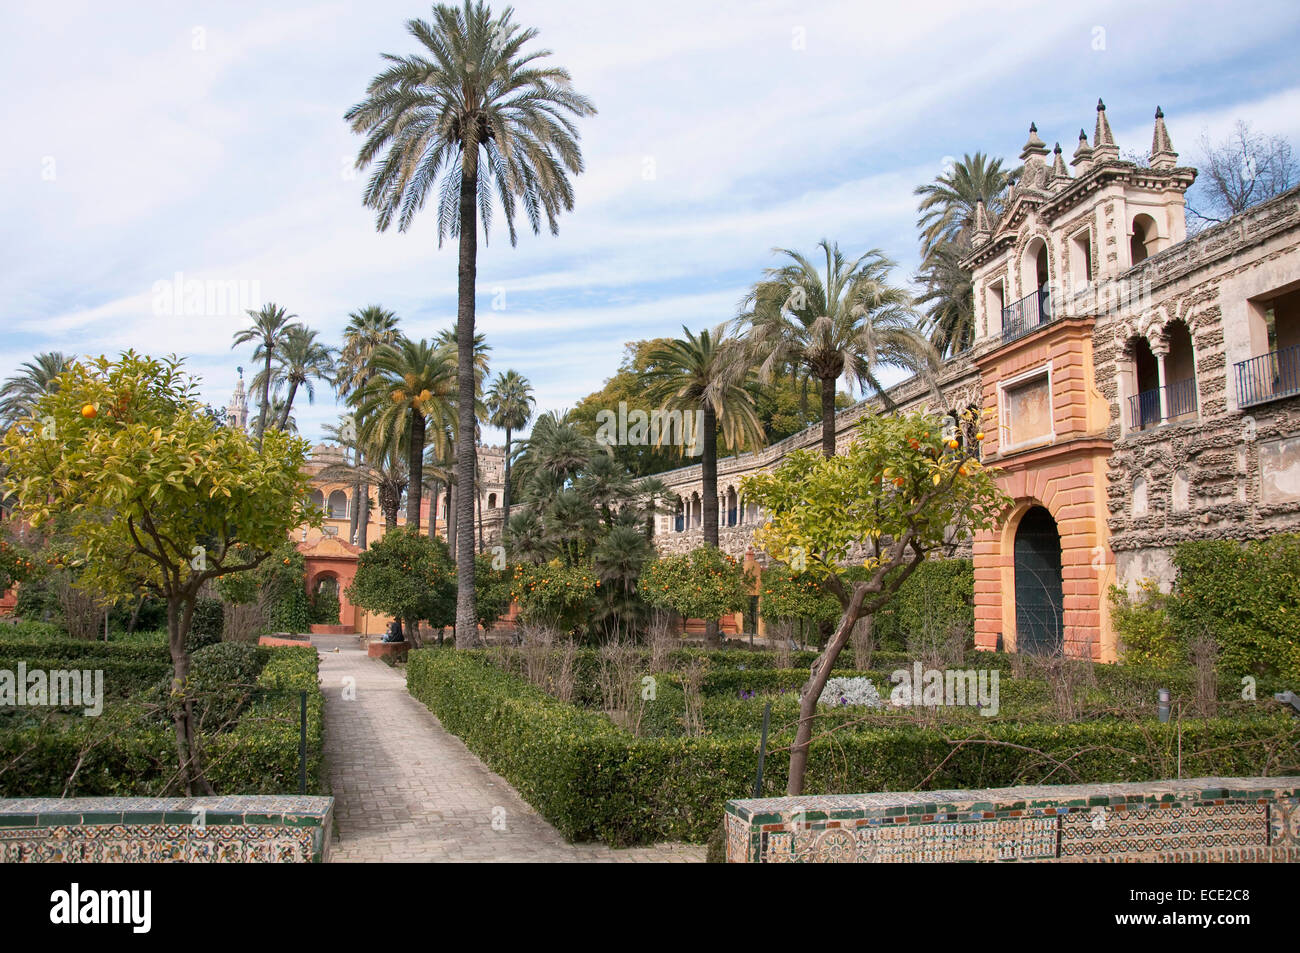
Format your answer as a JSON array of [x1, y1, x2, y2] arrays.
[[311, 634, 703, 863]]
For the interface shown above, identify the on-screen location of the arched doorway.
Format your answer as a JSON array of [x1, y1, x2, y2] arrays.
[[1014, 506, 1063, 654]]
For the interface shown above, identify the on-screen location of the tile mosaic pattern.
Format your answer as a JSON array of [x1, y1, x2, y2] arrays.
[[0, 796, 333, 863], [726, 777, 1300, 863]]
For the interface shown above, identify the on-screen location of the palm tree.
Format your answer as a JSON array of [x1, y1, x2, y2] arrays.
[[913, 154, 1016, 356], [337, 306, 402, 546], [0, 352, 74, 428], [346, 0, 596, 646], [740, 241, 938, 459], [634, 476, 673, 540], [485, 370, 534, 529], [351, 337, 457, 530], [269, 327, 335, 430], [643, 325, 764, 547], [316, 433, 409, 530], [232, 303, 301, 445], [913, 152, 1016, 260]]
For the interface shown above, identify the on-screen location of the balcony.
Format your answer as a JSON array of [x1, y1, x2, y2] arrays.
[[1000, 290, 1052, 345], [1128, 377, 1197, 431], [1235, 343, 1300, 408]]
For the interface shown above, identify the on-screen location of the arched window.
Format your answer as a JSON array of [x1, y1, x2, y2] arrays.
[[1162, 321, 1198, 422], [674, 497, 685, 533], [1131, 213, 1158, 265], [726, 487, 738, 527], [327, 490, 348, 520], [488, 493, 497, 509], [310, 489, 325, 512]]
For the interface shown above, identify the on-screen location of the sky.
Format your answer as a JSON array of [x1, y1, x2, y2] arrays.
[[5, 0, 1300, 445]]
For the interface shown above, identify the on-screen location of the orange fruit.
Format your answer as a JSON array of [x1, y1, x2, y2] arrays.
[[948, 439, 959, 450], [81, 404, 97, 419], [975, 431, 985, 441]]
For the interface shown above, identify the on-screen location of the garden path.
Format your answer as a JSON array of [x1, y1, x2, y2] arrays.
[[311, 634, 703, 863]]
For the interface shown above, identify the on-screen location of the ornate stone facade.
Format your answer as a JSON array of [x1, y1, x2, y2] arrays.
[[653, 101, 1300, 661]]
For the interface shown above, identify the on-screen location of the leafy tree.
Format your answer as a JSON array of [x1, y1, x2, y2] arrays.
[[639, 546, 751, 633], [346, 527, 456, 647], [741, 409, 1008, 795], [758, 567, 842, 629], [741, 241, 939, 458], [474, 551, 513, 633], [231, 303, 302, 445], [510, 560, 598, 635], [1, 352, 317, 792], [347, 0, 596, 647]]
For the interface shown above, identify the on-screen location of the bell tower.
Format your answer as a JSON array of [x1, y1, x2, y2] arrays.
[[227, 367, 249, 431]]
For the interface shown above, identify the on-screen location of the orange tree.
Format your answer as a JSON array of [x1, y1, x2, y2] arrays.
[[638, 545, 752, 643], [1, 352, 317, 792], [741, 409, 1007, 795], [346, 527, 456, 647]]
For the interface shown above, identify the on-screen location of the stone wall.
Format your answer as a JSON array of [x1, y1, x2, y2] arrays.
[[725, 777, 1300, 862], [0, 795, 333, 862]]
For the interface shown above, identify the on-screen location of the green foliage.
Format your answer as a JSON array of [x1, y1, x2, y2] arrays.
[[758, 567, 841, 624], [310, 584, 341, 627], [1110, 581, 1182, 668], [511, 561, 598, 633], [0, 531, 34, 593], [346, 527, 455, 631], [408, 649, 1300, 846], [187, 597, 225, 651], [474, 553, 513, 631], [0, 620, 67, 643], [872, 558, 975, 650], [1168, 535, 1300, 682], [639, 546, 751, 622]]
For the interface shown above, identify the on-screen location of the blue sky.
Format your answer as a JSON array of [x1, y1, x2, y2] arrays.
[[5, 0, 1300, 444]]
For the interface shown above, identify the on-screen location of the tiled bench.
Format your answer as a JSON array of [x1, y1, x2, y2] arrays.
[[725, 777, 1300, 862], [0, 796, 333, 862]]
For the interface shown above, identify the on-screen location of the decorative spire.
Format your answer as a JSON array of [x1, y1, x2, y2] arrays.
[[1092, 98, 1119, 161], [1020, 122, 1049, 161], [972, 198, 991, 244], [1050, 142, 1071, 187], [1071, 128, 1094, 174], [1149, 105, 1178, 170]]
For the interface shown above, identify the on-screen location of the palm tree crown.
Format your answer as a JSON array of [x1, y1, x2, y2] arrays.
[[740, 241, 937, 458], [486, 369, 534, 529], [0, 352, 74, 428], [232, 303, 302, 444]]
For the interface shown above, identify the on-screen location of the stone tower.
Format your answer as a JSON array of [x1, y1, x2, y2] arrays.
[[227, 367, 249, 431]]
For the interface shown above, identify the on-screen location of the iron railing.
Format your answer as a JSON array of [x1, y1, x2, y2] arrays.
[[1000, 289, 1052, 344], [1235, 343, 1300, 408], [1127, 377, 1198, 430]]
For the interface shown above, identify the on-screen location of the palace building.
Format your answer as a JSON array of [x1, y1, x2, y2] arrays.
[[652, 101, 1300, 661]]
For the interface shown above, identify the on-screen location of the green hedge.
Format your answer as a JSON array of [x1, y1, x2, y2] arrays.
[[871, 558, 974, 651], [408, 648, 1300, 846], [0, 646, 322, 797]]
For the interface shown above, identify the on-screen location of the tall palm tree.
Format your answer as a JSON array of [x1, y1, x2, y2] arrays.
[[351, 337, 457, 530], [643, 325, 764, 646], [485, 369, 534, 529], [0, 352, 74, 428], [266, 326, 335, 430], [337, 305, 402, 546], [232, 303, 301, 445], [346, 0, 596, 646], [913, 154, 1016, 356], [740, 241, 938, 459]]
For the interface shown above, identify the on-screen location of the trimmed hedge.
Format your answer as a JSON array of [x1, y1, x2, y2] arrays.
[[408, 648, 1300, 846], [0, 645, 322, 797]]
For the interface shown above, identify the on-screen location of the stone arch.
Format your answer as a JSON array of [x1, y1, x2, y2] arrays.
[[310, 489, 325, 512], [327, 489, 348, 520]]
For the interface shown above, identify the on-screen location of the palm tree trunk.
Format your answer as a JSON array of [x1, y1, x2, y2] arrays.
[[256, 349, 273, 445], [502, 429, 513, 528], [357, 480, 370, 548], [701, 404, 721, 647], [407, 412, 425, 530], [820, 375, 837, 459], [447, 483, 458, 563], [477, 483, 485, 551], [277, 379, 300, 430], [428, 479, 441, 539], [454, 138, 480, 647]]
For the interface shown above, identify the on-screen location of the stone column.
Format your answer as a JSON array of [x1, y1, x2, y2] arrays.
[[1152, 340, 1170, 424]]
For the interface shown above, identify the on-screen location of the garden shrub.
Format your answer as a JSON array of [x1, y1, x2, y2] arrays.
[[511, 561, 598, 633], [310, 585, 341, 626], [408, 649, 1300, 846], [872, 558, 974, 651], [1168, 535, 1300, 683], [186, 597, 225, 651], [639, 546, 751, 626], [1109, 581, 1182, 667]]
